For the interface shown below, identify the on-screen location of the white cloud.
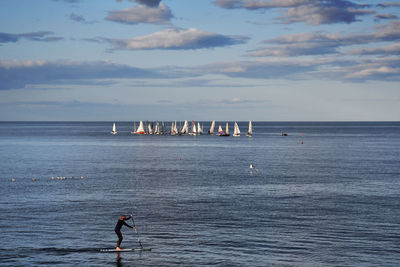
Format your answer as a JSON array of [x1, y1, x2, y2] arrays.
[[214, 0, 374, 25], [104, 28, 249, 50], [106, 2, 172, 24], [247, 20, 400, 57], [349, 43, 400, 55]]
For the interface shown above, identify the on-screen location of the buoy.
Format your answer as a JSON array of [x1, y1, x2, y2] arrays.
[[11, 178, 16, 182]]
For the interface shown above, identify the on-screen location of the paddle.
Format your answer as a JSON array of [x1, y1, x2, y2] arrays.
[[131, 214, 143, 249]]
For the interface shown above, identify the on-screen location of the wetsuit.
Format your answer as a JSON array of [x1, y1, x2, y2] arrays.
[[115, 216, 133, 247]]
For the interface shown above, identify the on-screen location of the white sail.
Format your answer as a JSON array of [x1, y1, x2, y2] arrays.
[[246, 120, 253, 136], [181, 120, 189, 134], [148, 123, 153, 135], [190, 121, 197, 135], [154, 121, 160, 135], [111, 122, 117, 135], [197, 122, 203, 135], [173, 121, 178, 135], [225, 122, 229, 135], [131, 121, 137, 134], [233, 122, 240, 136], [209, 120, 215, 134], [136, 121, 146, 134], [170, 121, 175, 135], [171, 121, 178, 135]]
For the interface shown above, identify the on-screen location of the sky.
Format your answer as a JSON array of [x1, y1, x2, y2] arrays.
[[0, 0, 399, 121]]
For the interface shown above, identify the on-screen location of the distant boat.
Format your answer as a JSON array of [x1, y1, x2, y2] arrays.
[[217, 124, 223, 135], [189, 121, 197, 135], [131, 121, 137, 134], [281, 132, 288, 136], [246, 121, 252, 137], [147, 122, 153, 135], [111, 122, 117, 135], [220, 122, 230, 136], [208, 120, 215, 135], [197, 122, 203, 135], [181, 120, 189, 135], [154, 121, 160, 135], [135, 121, 146, 134], [233, 122, 240, 137], [171, 121, 178, 135]]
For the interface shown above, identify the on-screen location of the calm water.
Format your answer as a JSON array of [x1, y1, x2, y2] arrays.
[[0, 122, 399, 266]]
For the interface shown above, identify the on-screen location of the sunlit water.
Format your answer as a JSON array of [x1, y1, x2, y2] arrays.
[[0, 122, 399, 266]]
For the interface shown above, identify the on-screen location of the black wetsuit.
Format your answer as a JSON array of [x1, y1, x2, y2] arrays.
[[115, 216, 133, 247]]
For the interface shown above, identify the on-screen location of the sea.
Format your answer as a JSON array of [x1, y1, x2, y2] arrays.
[[0, 121, 399, 266]]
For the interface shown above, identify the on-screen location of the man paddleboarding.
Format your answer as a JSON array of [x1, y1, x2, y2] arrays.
[[115, 214, 134, 250]]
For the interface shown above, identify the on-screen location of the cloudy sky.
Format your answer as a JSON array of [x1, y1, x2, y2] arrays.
[[1, 0, 399, 121]]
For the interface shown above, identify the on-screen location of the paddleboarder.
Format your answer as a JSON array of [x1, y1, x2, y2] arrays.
[[115, 214, 134, 250]]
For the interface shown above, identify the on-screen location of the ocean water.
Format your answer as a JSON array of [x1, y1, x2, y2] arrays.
[[0, 121, 399, 266]]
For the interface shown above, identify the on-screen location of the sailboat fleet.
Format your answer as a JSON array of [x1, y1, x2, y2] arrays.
[[110, 120, 253, 137]]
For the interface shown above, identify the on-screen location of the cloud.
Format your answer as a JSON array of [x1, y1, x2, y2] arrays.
[[195, 58, 325, 79], [0, 60, 163, 90], [247, 20, 400, 57], [134, 0, 161, 7], [189, 55, 400, 82], [377, 2, 400, 8], [349, 43, 400, 56], [213, 0, 307, 9], [311, 57, 400, 81], [0, 31, 63, 43], [106, 2, 172, 25], [283, 3, 374, 25], [374, 13, 398, 20], [69, 13, 97, 24], [247, 41, 338, 57], [103, 28, 249, 50], [116, 0, 161, 7], [213, 0, 374, 25]]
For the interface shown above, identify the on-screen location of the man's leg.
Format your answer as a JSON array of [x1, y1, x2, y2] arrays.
[[116, 230, 123, 248]]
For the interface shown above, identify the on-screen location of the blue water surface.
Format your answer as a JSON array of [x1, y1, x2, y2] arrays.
[[0, 121, 399, 266]]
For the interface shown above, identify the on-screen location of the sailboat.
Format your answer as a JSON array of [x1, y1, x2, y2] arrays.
[[246, 121, 253, 137], [197, 122, 203, 135], [220, 122, 230, 136], [154, 121, 160, 135], [208, 120, 215, 135], [131, 121, 137, 134], [189, 121, 197, 135], [135, 121, 146, 134], [233, 122, 240, 137], [147, 122, 153, 135], [110, 122, 117, 135], [217, 124, 223, 135], [170, 121, 177, 135], [181, 120, 189, 135]]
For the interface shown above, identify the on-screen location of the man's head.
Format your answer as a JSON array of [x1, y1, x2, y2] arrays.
[[121, 215, 127, 220]]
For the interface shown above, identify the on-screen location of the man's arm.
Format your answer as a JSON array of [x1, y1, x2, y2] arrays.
[[122, 220, 133, 228]]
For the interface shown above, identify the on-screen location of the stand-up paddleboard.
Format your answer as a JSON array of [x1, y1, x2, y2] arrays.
[[100, 248, 151, 252]]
